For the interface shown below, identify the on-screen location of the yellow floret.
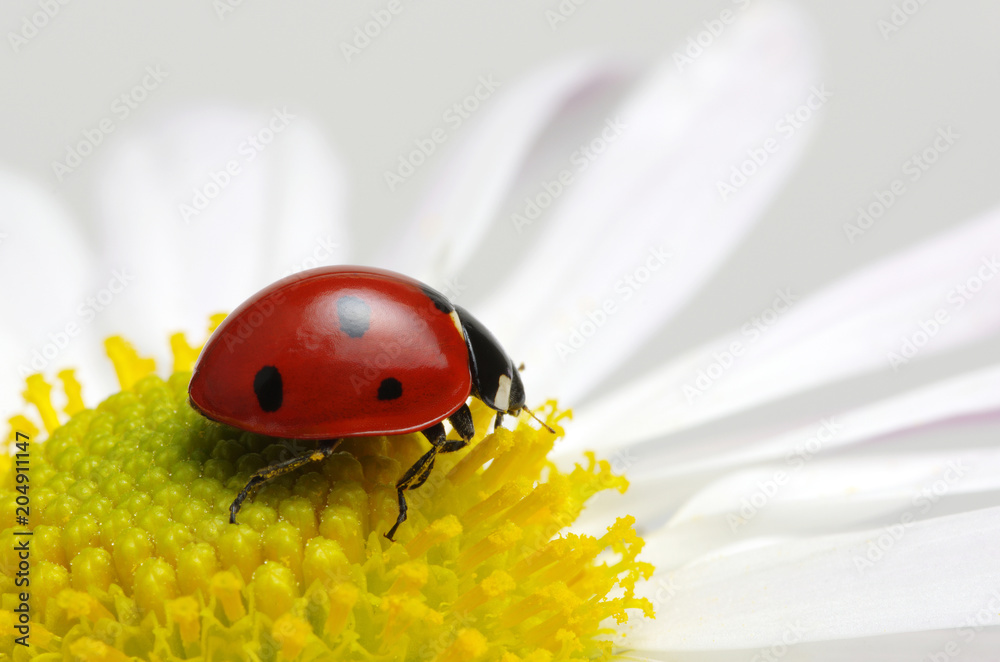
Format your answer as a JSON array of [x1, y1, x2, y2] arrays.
[[1, 333, 654, 660]]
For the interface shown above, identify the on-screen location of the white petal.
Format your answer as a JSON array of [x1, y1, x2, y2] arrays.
[[623, 628, 1000, 661], [642, 448, 1000, 572], [0, 332, 21, 417], [571, 363, 1000, 534], [376, 57, 636, 284], [571, 203, 1000, 454], [0, 169, 113, 415], [627, 506, 1000, 651], [481, 3, 821, 404], [673, 449, 1000, 527], [0, 170, 93, 342], [90, 106, 349, 360], [616, 360, 1000, 476]]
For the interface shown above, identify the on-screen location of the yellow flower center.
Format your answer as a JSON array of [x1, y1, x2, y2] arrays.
[[2, 329, 653, 661]]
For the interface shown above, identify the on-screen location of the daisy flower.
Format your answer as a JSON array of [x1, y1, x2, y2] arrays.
[[4, 3, 1000, 660]]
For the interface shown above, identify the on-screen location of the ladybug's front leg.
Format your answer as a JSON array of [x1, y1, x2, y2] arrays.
[[385, 404, 475, 541], [230, 438, 342, 524]]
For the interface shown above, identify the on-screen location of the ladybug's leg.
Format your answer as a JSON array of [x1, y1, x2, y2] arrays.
[[230, 438, 342, 524], [385, 406, 476, 541], [404, 415, 471, 494], [386, 423, 445, 541], [448, 403, 475, 442]]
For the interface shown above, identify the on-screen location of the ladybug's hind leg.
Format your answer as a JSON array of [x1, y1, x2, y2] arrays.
[[230, 438, 342, 524], [385, 404, 475, 541]]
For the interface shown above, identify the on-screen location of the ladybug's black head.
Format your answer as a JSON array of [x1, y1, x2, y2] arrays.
[[454, 305, 525, 416]]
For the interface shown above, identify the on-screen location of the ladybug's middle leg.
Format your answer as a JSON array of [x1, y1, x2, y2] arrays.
[[385, 404, 476, 541], [230, 438, 342, 524]]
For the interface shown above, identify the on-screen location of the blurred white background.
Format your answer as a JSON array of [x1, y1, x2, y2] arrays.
[[2, 0, 999, 443]]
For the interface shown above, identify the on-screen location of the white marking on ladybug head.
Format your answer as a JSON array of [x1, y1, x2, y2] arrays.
[[449, 311, 465, 339], [494, 374, 512, 411]]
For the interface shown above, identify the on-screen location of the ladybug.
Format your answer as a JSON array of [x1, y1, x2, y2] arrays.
[[188, 265, 549, 540]]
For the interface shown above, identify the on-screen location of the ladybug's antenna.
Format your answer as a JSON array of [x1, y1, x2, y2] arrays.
[[521, 406, 556, 434]]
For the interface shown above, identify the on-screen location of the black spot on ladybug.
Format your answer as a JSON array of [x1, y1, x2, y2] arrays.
[[377, 377, 403, 401], [337, 296, 371, 338], [254, 366, 283, 412], [420, 285, 453, 314]]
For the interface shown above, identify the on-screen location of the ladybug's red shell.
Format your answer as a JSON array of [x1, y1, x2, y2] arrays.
[[189, 266, 471, 439]]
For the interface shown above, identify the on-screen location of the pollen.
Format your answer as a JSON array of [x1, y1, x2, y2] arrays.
[[1, 331, 654, 660]]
